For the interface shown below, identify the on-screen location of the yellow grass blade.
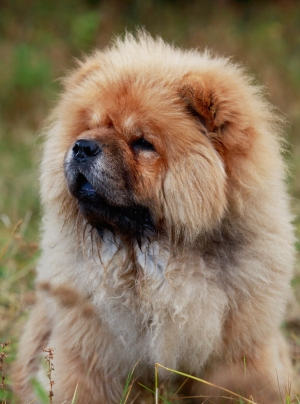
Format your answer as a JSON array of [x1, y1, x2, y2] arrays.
[[123, 383, 134, 404], [156, 363, 256, 404], [71, 383, 78, 404], [0, 220, 22, 262], [171, 377, 189, 399]]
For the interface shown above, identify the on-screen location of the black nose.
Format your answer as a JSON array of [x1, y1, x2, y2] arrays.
[[72, 139, 100, 161]]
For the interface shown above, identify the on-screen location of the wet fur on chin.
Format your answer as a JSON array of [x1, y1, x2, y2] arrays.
[[13, 32, 296, 404]]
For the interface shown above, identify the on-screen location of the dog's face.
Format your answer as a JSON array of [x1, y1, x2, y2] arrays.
[[58, 69, 229, 244], [42, 38, 269, 245]]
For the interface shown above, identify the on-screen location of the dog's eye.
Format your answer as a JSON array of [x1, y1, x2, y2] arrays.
[[132, 138, 155, 152]]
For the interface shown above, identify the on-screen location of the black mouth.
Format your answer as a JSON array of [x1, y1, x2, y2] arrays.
[[80, 179, 97, 194], [77, 174, 97, 197], [70, 173, 157, 244]]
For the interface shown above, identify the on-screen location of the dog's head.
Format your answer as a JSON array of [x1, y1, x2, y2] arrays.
[[41, 33, 281, 245]]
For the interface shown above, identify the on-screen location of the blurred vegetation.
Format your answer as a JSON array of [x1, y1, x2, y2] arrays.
[[1, 0, 300, 402]]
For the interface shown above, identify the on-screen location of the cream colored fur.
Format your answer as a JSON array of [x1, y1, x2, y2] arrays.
[[13, 32, 296, 404]]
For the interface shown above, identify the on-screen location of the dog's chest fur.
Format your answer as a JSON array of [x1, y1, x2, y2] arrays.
[[37, 222, 231, 377]]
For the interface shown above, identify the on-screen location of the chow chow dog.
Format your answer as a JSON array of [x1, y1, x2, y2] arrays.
[[13, 32, 296, 403]]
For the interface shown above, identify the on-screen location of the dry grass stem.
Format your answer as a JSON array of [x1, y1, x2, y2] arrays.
[[0, 341, 9, 399], [43, 347, 55, 403]]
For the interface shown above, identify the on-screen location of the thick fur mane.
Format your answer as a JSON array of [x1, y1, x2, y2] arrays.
[[36, 29, 294, 367]]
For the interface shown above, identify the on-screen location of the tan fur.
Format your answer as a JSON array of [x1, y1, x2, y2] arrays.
[[13, 32, 296, 403]]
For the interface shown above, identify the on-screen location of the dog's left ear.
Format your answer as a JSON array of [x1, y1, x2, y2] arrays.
[[178, 73, 258, 158], [179, 74, 217, 133]]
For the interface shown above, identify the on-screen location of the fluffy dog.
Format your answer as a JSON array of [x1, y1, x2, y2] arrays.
[[13, 32, 296, 403]]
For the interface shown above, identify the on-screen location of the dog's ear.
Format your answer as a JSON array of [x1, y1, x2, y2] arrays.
[[179, 74, 217, 133], [178, 72, 262, 160]]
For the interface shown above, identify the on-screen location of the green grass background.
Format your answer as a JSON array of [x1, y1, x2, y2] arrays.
[[1, 0, 300, 402]]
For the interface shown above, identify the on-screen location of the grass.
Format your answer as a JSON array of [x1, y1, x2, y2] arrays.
[[1, 0, 300, 402], [139, 364, 256, 404]]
